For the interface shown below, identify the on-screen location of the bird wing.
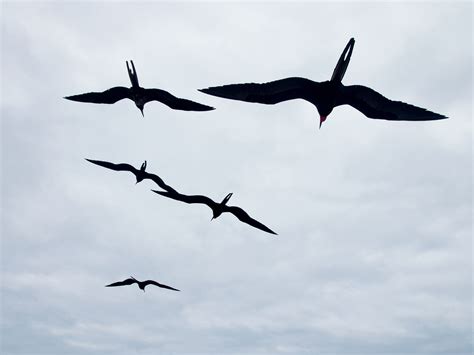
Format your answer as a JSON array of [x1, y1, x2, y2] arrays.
[[105, 278, 137, 287], [337, 85, 448, 121], [199, 77, 319, 105], [64, 86, 132, 104], [145, 173, 177, 193], [224, 205, 277, 235], [86, 159, 137, 174], [151, 189, 217, 208], [144, 280, 180, 291], [142, 88, 214, 111]]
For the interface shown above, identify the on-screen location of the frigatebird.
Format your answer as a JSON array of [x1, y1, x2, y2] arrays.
[[152, 190, 277, 235], [105, 276, 180, 292], [199, 38, 447, 128], [65, 60, 214, 116], [86, 157, 276, 234], [85, 158, 176, 193]]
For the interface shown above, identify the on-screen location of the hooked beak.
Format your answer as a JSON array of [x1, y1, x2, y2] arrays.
[[319, 116, 327, 129], [140, 108, 144, 117]]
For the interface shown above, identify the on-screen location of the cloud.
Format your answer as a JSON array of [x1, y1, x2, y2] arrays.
[[1, 2, 471, 354]]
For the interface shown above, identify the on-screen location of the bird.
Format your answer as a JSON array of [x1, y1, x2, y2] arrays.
[[105, 276, 180, 292], [85, 158, 177, 193], [65, 60, 215, 116], [152, 190, 277, 235], [199, 37, 447, 128]]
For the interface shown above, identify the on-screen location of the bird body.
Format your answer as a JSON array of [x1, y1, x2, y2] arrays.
[[86, 158, 275, 234], [199, 38, 447, 127], [106, 276, 180, 292], [85, 158, 176, 193], [152, 190, 277, 235], [65, 60, 214, 116]]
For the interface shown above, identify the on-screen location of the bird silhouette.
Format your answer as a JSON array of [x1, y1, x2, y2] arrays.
[[199, 38, 447, 128], [65, 60, 214, 116], [152, 190, 277, 235], [85, 158, 176, 193], [105, 276, 180, 292]]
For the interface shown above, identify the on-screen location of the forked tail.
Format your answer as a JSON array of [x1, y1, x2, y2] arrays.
[[330, 38, 355, 83], [221, 193, 233, 205], [126, 60, 140, 88]]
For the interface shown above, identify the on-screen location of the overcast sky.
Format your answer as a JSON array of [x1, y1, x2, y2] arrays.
[[1, 1, 472, 354]]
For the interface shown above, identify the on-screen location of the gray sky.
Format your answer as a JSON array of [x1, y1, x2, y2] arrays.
[[1, 1, 472, 354]]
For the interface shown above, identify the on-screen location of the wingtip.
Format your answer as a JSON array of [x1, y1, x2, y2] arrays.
[[200, 104, 215, 111], [151, 189, 166, 195]]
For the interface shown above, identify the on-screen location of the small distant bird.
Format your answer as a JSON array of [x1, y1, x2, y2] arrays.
[[199, 38, 447, 128], [152, 190, 277, 235], [85, 158, 176, 193], [105, 276, 180, 292], [65, 60, 214, 116]]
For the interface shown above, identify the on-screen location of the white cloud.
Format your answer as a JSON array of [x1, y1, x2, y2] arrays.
[[1, 1, 471, 354]]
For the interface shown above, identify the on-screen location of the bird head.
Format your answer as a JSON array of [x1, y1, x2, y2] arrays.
[[211, 210, 221, 221], [134, 102, 145, 117], [319, 115, 327, 128], [317, 104, 333, 128]]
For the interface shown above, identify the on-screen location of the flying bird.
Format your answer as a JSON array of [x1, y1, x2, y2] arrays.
[[199, 38, 447, 128], [152, 190, 277, 235], [85, 158, 176, 193], [105, 276, 180, 292], [65, 60, 214, 116]]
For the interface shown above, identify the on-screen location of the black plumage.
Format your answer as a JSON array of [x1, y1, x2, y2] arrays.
[[85, 159, 176, 193], [65, 60, 214, 116], [106, 276, 179, 292], [200, 38, 447, 127], [152, 190, 277, 235]]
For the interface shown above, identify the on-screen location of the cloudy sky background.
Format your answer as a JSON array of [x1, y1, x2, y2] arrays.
[[1, 1, 472, 354]]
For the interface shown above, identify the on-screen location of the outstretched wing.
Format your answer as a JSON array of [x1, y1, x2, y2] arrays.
[[225, 205, 277, 235], [337, 85, 448, 121], [144, 280, 180, 291], [199, 77, 319, 105], [151, 190, 216, 208], [105, 278, 137, 287], [145, 174, 177, 193], [86, 159, 137, 174], [64, 86, 132, 104], [142, 88, 214, 111]]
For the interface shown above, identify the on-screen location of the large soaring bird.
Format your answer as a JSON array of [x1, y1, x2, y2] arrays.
[[199, 38, 447, 128], [106, 276, 180, 292], [152, 190, 277, 235], [86, 158, 276, 235], [65, 60, 214, 116], [85, 158, 176, 193]]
